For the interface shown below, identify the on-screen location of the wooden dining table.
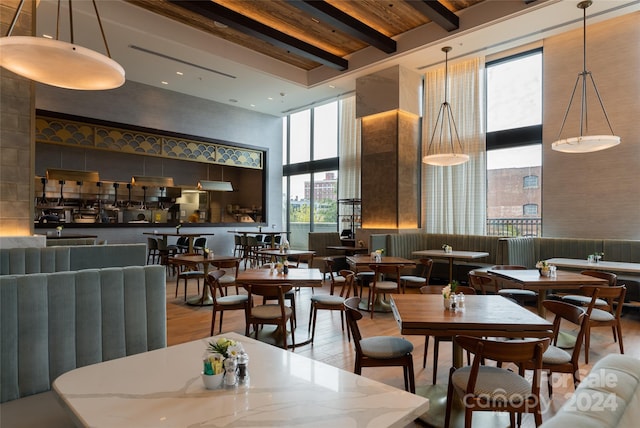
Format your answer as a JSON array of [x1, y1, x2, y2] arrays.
[[412, 249, 490, 283], [143, 231, 214, 253], [172, 254, 241, 306], [236, 267, 323, 287], [391, 293, 552, 427], [346, 255, 415, 312], [488, 268, 608, 316], [237, 268, 323, 348]]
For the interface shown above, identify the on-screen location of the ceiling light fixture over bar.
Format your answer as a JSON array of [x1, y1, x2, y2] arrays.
[[551, 0, 620, 153], [422, 46, 469, 167], [197, 180, 234, 192], [0, 0, 125, 90]]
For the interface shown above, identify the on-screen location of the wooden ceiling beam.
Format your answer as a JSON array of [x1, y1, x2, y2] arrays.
[[406, 0, 459, 32], [286, 0, 396, 54], [167, 0, 348, 70]]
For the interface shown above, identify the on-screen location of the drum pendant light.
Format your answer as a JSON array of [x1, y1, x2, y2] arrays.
[[0, 0, 125, 90]]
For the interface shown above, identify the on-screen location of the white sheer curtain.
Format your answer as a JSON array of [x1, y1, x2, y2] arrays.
[[338, 96, 361, 200], [422, 57, 486, 234]]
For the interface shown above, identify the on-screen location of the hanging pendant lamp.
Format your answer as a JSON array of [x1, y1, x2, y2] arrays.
[[0, 0, 125, 90], [551, 0, 619, 153], [422, 46, 469, 166]]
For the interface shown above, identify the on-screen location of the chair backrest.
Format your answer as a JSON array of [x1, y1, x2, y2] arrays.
[[468, 272, 494, 294], [247, 283, 293, 301], [418, 258, 433, 283], [194, 237, 207, 248], [176, 236, 189, 246], [580, 285, 626, 318], [543, 300, 589, 363], [212, 258, 240, 276], [234, 235, 242, 245], [491, 264, 527, 270], [455, 285, 477, 295], [580, 270, 617, 287], [206, 269, 227, 300], [455, 335, 550, 397], [419, 285, 444, 295], [338, 269, 355, 298], [368, 264, 403, 281], [343, 296, 364, 351], [147, 237, 158, 250]]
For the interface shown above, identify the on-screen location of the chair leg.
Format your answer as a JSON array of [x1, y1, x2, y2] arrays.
[[290, 317, 296, 349], [407, 357, 415, 393], [310, 307, 318, 344], [423, 336, 430, 368], [218, 311, 224, 334], [433, 338, 440, 385], [616, 322, 624, 354], [210, 310, 216, 336], [584, 325, 591, 363], [444, 367, 455, 428]]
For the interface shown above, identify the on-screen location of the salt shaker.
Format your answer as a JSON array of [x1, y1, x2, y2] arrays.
[[457, 292, 465, 308], [224, 357, 237, 387]]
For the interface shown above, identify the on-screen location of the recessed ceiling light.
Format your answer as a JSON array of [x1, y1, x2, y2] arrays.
[[250, 104, 256, 107], [214, 21, 228, 29], [161, 81, 168, 85], [311, 17, 320, 23], [42, 34, 53, 39], [176, 71, 183, 76], [329, 84, 335, 89], [268, 97, 273, 100]]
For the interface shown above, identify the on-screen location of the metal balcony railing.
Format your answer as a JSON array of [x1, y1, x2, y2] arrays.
[[486, 218, 541, 237]]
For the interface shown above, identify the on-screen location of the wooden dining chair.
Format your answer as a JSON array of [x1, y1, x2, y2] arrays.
[[367, 263, 403, 319], [399, 258, 433, 293], [468, 271, 494, 295], [419, 285, 475, 384], [519, 300, 589, 397], [579, 284, 626, 363], [174, 253, 204, 301], [210, 258, 241, 295], [444, 335, 550, 428], [324, 257, 347, 295], [562, 270, 617, 307], [246, 283, 295, 349], [343, 297, 415, 393], [207, 270, 249, 336], [308, 270, 354, 344]]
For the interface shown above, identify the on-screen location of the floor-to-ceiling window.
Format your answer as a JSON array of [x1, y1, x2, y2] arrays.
[[486, 49, 543, 236], [283, 102, 339, 248]]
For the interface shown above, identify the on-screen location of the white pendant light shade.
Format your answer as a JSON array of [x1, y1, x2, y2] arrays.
[[423, 46, 469, 167], [423, 153, 470, 166], [0, 36, 125, 90], [551, 1, 619, 153], [551, 135, 620, 154]]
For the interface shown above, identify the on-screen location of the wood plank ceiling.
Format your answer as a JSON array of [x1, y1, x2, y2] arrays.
[[125, 0, 484, 72]]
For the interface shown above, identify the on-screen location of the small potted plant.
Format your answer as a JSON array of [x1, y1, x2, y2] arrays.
[[442, 244, 452, 254]]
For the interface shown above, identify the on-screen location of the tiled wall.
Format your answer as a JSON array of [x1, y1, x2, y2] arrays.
[[0, 1, 34, 237]]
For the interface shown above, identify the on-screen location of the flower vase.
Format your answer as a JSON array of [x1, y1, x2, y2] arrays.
[[539, 268, 550, 277], [443, 298, 451, 310], [201, 372, 224, 389]]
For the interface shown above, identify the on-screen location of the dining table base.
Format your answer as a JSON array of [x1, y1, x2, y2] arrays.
[[250, 324, 313, 349], [356, 296, 393, 313]]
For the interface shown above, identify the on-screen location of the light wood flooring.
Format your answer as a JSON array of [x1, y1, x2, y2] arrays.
[[165, 272, 640, 428]]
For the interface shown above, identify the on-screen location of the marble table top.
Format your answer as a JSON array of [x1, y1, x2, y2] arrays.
[[53, 332, 429, 427]]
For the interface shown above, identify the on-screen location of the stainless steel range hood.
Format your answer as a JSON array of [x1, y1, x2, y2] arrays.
[[197, 180, 233, 192], [131, 176, 174, 187]]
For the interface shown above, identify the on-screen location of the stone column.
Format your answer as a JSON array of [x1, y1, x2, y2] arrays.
[[0, 0, 36, 238], [356, 65, 422, 231]]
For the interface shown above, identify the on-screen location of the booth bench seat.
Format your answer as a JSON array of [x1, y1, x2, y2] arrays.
[[0, 265, 166, 428], [540, 354, 640, 428], [0, 243, 147, 275]]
